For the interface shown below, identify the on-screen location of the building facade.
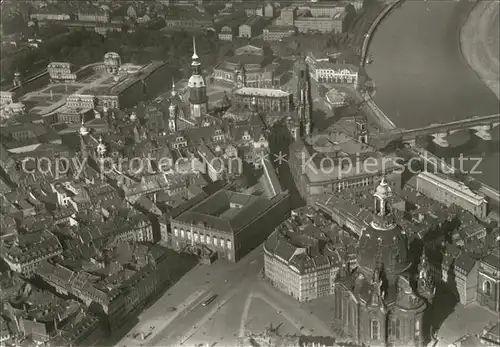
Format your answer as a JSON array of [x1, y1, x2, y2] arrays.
[[47, 62, 79, 82], [306, 54, 359, 88], [212, 44, 288, 89], [476, 250, 500, 312], [262, 26, 296, 41], [170, 186, 290, 262], [233, 87, 293, 112], [295, 13, 346, 34], [263, 207, 356, 302], [1, 231, 63, 277], [238, 15, 266, 38], [416, 172, 488, 219], [288, 133, 402, 205]]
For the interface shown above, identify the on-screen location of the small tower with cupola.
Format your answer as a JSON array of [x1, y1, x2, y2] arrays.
[[79, 120, 89, 158], [371, 176, 395, 231], [96, 136, 107, 160]]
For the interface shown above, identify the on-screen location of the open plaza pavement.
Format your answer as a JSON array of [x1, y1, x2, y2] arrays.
[[114, 246, 334, 347]]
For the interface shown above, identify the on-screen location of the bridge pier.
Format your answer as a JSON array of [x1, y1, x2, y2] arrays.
[[472, 125, 492, 141], [432, 133, 449, 147]]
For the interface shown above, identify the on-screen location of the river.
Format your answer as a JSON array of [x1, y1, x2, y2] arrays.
[[365, 0, 500, 188]]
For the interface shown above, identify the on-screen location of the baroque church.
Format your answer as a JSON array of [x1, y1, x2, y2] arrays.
[[333, 178, 435, 347]]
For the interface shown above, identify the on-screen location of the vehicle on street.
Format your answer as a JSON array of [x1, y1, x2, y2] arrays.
[[202, 294, 217, 307]]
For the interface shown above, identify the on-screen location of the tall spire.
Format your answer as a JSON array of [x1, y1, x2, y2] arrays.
[[192, 36, 199, 64], [171, 77, 176, 97]]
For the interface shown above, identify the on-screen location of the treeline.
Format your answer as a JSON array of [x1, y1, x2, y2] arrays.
[[1, 26, 219, 85]]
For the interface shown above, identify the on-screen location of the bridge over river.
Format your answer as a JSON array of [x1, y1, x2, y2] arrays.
[[362, 0, 500, 200]]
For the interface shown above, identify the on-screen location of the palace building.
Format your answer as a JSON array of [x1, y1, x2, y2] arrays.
[[212, 44, 290, 89], [333, 178, 435, 347], [47, 62, 82, 83], [170, 181, 290, 263], [306, 53, 359, 88], [233, 87, 293, 112], [288, 131, 402, 205]]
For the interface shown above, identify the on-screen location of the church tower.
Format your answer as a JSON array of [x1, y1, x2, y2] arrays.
[[355, 114, 369, 144], [188, 36, 208, 118], [297, 60, 312, 137], [169, 78, 177, 132], [96, 136, 107, 160], [371, 176, 396, 231], [79, 120, 89, 158]]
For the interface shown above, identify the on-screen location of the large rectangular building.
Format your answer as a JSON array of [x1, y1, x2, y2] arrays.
[[416, 172, 488, 219], [233, 87, 293, 112], [170, 183, 290, 262], [262, 26, 296, 41], [294, 12, 346, 34], [264, 207, 357, 302], [306, 53, 359, 88], [288, 132, 402, 205]]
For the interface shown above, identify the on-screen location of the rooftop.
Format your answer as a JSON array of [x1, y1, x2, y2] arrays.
[[174, 186, 285, 234], [417, 171, 487, 206], [234, 87, 291, 98]]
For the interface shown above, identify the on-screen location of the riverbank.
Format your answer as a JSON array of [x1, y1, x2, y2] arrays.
[[460, 0, 500, 100], [365, 0, 499, 189]]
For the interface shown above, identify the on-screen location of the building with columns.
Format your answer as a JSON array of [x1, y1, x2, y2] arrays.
[[333, 178, 435, 347], [288, 131, 402, 205], [233, 87, 293, 112], [170, 182, 290, 262], [212, 44, 290, 89], [306, 53, 359, 88]]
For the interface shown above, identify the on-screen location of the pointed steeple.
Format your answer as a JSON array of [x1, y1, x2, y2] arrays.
[[418, 248, 434, 295], [171, 78, 176, 97], [192, 36, 199, 65]]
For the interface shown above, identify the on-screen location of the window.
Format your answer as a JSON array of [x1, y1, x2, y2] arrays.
[[174, 228, 178, 237], [484, 280, 492, 296], [389, 318, 401, 339], [371, 320, 379, 340], [415, 319, 420, 338]]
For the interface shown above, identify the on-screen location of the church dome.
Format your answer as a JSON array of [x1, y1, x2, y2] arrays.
[[357, 225, 410, 278], [357, 176, 410, 278], [188, 75, 206, 88]]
